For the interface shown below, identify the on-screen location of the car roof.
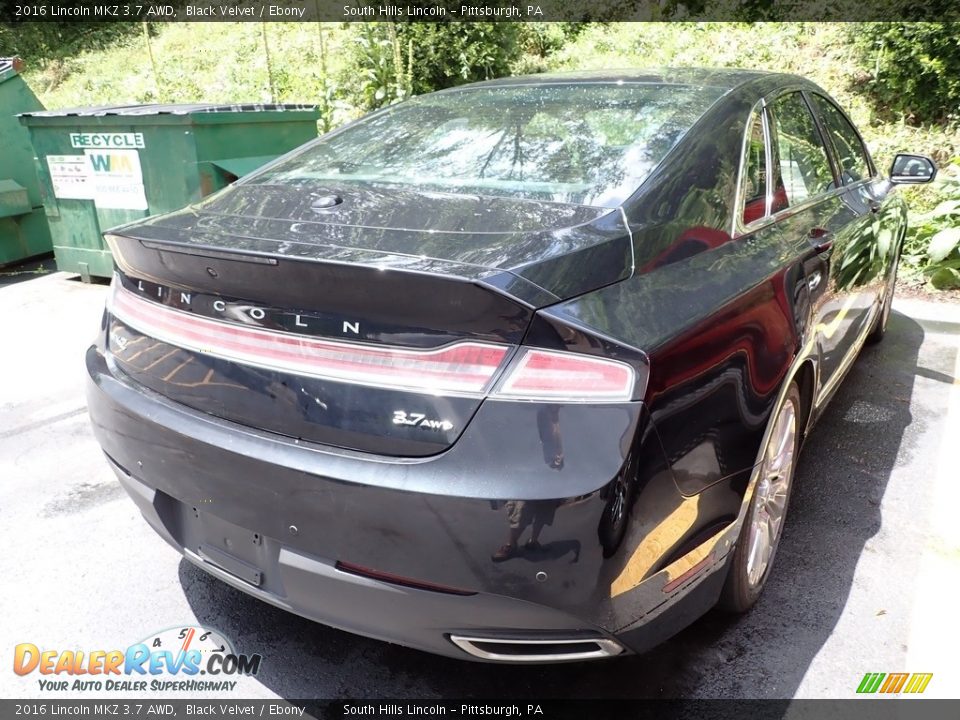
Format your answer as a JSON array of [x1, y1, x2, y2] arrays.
[[451, 67, 781, 91]]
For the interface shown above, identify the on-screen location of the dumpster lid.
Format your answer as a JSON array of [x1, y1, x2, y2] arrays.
[[0, 57, 25, 83], [208, 155, 277, 178], [20, 102, 317, 118]]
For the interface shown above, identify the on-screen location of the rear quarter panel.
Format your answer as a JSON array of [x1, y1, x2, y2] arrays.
[[532, 80, 818, 584], [540, 223, 810, 496]]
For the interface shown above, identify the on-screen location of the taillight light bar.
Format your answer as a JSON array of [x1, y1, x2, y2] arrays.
[[492, 348, 636, 402], [109, 281, 510, 395], [109, 280, 639, 402]]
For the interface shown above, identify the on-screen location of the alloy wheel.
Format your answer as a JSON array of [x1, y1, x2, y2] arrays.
[[745, 396, 797, 587]]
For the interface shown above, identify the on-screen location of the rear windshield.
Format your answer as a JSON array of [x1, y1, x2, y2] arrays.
[[253, 83, 726, 208]]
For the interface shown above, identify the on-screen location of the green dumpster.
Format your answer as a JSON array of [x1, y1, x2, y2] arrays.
[[0, 57, 53, 267], [19, 102, 319, 280]]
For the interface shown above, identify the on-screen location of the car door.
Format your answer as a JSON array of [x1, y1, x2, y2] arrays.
[[763, 89, 864, 397], [735, 103, 812, 352], [808, 92, 895, 340]]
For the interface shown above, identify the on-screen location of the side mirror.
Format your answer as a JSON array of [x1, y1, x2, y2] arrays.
[[889, 153, 937, 184]]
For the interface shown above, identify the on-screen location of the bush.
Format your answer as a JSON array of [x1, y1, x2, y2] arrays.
[[402, 23, 523, 94], [855, 23, 960, 126], [902, 159, 960, 289]]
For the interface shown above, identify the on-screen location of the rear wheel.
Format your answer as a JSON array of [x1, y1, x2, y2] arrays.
[[719, 382, 801, 612]]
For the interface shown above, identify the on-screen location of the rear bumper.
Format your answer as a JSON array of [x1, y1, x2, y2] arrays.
[[111, 455, 619, 661], [86, 344, 735, 662]]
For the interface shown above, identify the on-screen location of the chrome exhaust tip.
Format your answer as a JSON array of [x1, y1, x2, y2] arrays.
[[448, 635, 624, 662]]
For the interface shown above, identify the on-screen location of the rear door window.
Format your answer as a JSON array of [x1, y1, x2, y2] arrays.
[[769, 92, 836, 207], [741, 112, 768, 226]]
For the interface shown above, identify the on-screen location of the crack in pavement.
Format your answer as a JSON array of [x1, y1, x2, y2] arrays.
[[0, 407, 88, 439]]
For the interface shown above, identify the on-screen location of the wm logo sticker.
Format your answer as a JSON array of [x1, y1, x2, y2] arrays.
[[857, 672, 933, 694]]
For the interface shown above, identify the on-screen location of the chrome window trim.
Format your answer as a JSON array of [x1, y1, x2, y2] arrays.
[[762, 104, 775, 218], [807, 91, 878, 182], [732, 99, 771, 238]]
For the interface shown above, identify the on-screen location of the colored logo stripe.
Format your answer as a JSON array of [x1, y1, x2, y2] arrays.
[[857, 672, 932, 694], [857, 673, 885, 693], [880, 673, 909, 693], [904, 673, 934, 694]]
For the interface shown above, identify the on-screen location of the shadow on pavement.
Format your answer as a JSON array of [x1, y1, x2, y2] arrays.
[[178, 310, 927, 699], [0, 255, 56, 287]]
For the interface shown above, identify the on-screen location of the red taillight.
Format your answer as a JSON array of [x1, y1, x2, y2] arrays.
[[109, 282, 510, 395], [493, 348, 636, 402]]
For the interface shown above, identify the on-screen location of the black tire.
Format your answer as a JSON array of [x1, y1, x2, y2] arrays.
[[867, 262, 898, 345], [718, 382, 802, 613], [599, 471, 634, 558]]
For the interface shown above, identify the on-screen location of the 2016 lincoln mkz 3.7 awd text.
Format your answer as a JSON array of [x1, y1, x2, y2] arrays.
[[86, 68, 935, 663]]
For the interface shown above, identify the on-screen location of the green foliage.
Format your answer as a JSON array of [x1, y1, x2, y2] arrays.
[[511, 23, 586, 75], [402, 23, 523, 94], [902, 160, 960, 289], [0, 21, 141, 61], [344, 24, 411, 111], [341, 23, 525, 111], [855, 23, 960, 126]]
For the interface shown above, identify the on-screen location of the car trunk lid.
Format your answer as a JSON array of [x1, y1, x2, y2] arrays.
[[104, 185, 632, 456]]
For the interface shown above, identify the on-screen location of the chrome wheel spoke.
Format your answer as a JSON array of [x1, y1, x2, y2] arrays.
[[766, 490, 785, 516], [767, 508, 784, 539], [766, 407, 795, 474], [746, 520, 765, 582], [747, 511, 771, 586], [761, 524, 773, 568], [766, 419, 786, 467], [610, 487, 624, 524]]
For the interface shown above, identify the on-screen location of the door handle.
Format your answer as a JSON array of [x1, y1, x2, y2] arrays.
[[808, 227, 833, 254]]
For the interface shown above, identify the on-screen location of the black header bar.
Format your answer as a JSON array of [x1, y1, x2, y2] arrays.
[[1, 699, 959, 720], [4, 0, 960, 22]]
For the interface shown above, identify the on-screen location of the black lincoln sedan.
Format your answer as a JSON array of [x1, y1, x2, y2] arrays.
[[86, 68, 935, 663]]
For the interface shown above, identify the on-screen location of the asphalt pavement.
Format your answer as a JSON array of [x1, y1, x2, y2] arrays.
[[2, 267, 959, 701]]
